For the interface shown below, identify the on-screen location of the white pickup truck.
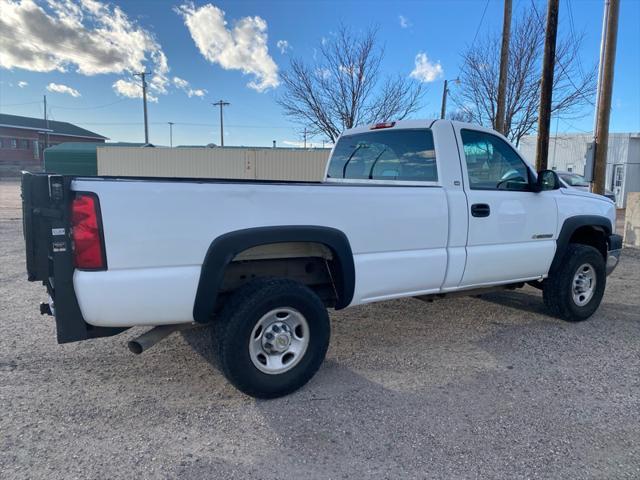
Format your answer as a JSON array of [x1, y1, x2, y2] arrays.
[[21, 119, 622, 398]]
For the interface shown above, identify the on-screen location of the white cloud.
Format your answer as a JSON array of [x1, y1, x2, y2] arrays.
[[399, 15, 411, 28], [17, 81, 28, 88], [112, 78, 158, 102], [176, 2, 279, 92], [173, 76, 189, 89], [0, 0, 170, 98], [410, 52, 443, 83], [46, 82, 81, 97], [189, 88, 206, 97], [172, 76, 207, 98], [276, 40, 291, 54]]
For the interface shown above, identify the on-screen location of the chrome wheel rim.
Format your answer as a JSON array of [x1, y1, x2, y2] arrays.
[[572, 263, 596, 307], [249, 307, 309, 375]]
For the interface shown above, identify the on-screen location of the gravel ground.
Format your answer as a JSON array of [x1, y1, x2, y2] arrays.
[[1, 179, 639, 479]]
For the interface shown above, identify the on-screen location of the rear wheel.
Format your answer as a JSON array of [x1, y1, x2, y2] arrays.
[[543, 244, 606, 322], [214, 278, 330, 398]]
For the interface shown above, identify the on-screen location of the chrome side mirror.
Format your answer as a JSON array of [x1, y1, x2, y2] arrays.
[[535, 169, 561, 192]]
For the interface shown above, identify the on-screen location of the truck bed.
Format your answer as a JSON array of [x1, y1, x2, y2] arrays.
[[22, 173, 455, 334]]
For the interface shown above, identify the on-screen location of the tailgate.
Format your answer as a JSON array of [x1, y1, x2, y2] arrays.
[[22, 172, 67, 282], [21, 172, 126, 343]]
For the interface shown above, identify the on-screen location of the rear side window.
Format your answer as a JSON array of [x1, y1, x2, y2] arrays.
[[327, 129, 437, 182]]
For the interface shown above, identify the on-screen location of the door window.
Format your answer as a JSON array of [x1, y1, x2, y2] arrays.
[[460, 129, 532, 191]]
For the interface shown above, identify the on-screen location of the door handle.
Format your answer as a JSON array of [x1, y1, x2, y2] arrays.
[[471, 203, 490, 217]]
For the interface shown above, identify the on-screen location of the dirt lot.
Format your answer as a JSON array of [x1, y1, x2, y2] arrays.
[[1, 179, 639, 479]]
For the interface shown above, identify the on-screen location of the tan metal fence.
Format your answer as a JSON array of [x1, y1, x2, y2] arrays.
[[97, 146, 331, 181]]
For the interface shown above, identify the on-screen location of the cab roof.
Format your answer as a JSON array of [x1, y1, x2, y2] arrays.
[[341, 119, 487, 137]]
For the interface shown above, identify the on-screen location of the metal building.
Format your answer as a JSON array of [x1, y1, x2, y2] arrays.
[[518, 133, 640, 208], [97, 146, 331, 182]]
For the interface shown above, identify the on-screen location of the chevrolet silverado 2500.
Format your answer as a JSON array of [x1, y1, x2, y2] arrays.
[[21, 120, 622, 398]]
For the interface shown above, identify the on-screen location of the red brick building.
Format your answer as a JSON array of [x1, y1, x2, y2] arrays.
[[0, 113, 106, 176]]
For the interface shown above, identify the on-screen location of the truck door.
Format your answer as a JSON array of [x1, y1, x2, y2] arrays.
[[455, 127, 558, 287]]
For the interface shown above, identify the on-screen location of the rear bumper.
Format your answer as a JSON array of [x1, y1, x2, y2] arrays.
[[606, 234, 623, 275]]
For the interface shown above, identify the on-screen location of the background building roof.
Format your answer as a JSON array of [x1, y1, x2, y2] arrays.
[[0, 113, 107, 140]]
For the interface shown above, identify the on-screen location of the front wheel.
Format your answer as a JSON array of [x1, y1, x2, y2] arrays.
[[543, 244, 606, 322], [214, 278, 330, 399]]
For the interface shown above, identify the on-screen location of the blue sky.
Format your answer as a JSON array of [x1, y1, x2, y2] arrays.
[[0, 0, 638, 147]]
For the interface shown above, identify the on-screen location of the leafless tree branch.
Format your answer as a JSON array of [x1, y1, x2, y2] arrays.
[[277, 26, 425, 143], [452, 5, 596, 146]]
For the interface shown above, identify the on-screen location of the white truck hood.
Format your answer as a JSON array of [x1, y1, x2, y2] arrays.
[[560, 187, 614, 204]]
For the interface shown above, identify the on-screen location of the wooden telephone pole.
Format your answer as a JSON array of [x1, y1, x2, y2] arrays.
[[495, 0, 512, 134], [593, 0, 620, 195], [212, 100, 230, 146], [535, 0, 560, 171], [134, 72, 151, 144]]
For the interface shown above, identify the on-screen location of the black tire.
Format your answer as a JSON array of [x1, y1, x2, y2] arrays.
[[543, 244, 606, 322], [214, 278, 330, 399]]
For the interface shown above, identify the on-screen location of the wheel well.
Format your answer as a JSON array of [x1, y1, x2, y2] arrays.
[[569, 226, 607, 259], [193, 226, 356, 323], [218, 242, 339, 309]]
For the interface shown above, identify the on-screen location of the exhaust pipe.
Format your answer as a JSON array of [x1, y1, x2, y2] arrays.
[[128, 324, 195, 354]]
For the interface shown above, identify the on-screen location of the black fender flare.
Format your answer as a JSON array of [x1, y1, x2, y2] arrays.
[[192, 225, 356, 323], [550, 215, 612, 273]]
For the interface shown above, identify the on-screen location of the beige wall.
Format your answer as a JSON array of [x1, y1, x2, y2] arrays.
[[97, 146, 330, 181], [624, 192, 640, 247]]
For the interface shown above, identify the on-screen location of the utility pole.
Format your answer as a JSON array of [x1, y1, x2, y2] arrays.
[[440, 78, 460, 119], [43, 95, 49, 150], [495, 0, 512, 134], [303, 128, 307, 148], [535, 0, 560, 171], [593, 0, 610, 135], [593, 0, 620, 195], [212, 100, 230, 146], [168, 122, 174, 147], [440, 80, 449, 119], [134, 72, 151, 144]]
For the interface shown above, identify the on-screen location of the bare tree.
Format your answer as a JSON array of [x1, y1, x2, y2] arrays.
[[278, 26, 424, 143], [452, 5, 595, 146], [447, 110, 475, 122]]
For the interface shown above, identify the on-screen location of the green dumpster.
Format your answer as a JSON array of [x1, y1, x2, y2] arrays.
[[44, 143, 100, 176]]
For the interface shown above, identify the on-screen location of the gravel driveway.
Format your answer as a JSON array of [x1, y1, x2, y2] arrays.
[[1, 179, 639, 479]]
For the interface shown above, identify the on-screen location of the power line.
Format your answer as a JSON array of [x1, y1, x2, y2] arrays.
[[530, 1, 595, 107], [558, 117, 592, 133], [471, 0, 491, 46], [565, 0, 587, 79], [49, 99, 128, 110], [1, 100, 42, 107], [68, 121, 297, 130]]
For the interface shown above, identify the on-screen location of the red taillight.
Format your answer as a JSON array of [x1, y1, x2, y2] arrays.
[[370, 121, 396, 130], [71, 194, 105, 269]]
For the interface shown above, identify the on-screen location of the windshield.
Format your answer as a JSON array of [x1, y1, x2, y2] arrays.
[[559, 173, 589, 187], [327, 129, 437, 182]]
